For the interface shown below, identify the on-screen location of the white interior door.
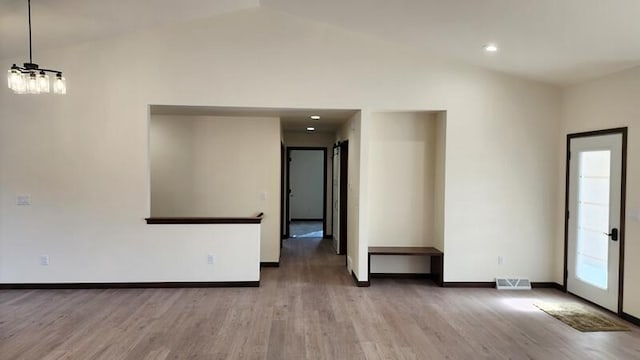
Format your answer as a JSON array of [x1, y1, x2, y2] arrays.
[[567, 133, 623, 312], [332, 146, 340, 253], [289, 150, 324, 221]]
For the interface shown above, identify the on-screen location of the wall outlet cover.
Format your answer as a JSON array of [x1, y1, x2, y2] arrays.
[[17, 195, 32, 206]]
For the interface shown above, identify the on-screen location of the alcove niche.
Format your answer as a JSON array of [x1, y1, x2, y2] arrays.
[[368, 111, 446, 275]]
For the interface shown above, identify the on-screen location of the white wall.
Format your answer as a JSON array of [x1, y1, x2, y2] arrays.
[[150, 115, 280, 217], [369, 112, 437, 245], [150, 116, 195, 216], [0, 7, 560, 284], [289, 150, 324, 219], [337, 112, 364, 277], [149, 115, 281, 265], [559, 66, 640, 318], [368, 112, 439, 274], [433, 112, 447, 253]]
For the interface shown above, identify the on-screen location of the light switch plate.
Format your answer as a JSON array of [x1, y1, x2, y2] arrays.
[[17, 195, 31, 206]]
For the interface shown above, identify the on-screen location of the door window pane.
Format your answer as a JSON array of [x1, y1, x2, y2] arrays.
[[576, 150, 610, 289]]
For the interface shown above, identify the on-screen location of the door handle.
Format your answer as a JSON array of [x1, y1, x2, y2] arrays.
[[604, 228, 618, 241]]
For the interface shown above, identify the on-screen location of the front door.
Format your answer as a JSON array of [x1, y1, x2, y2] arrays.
[[566, 129, 626, 312]]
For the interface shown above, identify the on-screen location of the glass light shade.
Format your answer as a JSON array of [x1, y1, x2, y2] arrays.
[[15, 74, 27, 94], [7, 69, 14, 88], [37, 72, 50, 93], [8, 68, 66, 95], [27, 72, 39, 94], [7, 69, 25, 93], [53, 75, 66, 95]]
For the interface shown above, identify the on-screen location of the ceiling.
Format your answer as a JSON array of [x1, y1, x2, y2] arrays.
[[2, 0, 639, 85], [262, 0, 640, 85], [151, 105, 358, 133], [0, 0, 259, 60]]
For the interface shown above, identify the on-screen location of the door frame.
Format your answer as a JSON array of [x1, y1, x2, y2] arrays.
[[563, 127, 628, 315], [339, 141, 349, 256], [280, 142, 285, 246], [285, 147, 328, 238]]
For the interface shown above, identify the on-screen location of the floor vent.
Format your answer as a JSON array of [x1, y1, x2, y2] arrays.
[[496, 277, 531, 290]]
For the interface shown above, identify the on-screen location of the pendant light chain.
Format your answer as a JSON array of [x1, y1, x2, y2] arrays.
[[28, 0, 33, 64]]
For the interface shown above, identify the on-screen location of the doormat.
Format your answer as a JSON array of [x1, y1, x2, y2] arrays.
[[535, 302, 629, 332]]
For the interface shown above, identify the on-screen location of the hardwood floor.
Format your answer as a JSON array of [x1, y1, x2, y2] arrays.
[[1, 236, 639, 359], [289, 220, 324, 238]]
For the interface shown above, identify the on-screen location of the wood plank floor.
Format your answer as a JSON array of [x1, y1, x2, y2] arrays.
[[1, 236, 639, 359]]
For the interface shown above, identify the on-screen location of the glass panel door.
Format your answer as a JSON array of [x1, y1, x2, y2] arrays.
[[576, 151, 610, 289], [567, 132, 623, 313]]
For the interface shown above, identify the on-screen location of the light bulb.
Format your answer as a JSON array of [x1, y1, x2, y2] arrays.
[[53, 73, 66, 95], [483, 43, 498, 53], [27, 72, 39, 94], [37, 72, 50, 93]]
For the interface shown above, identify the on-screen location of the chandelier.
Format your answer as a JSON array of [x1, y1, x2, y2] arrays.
[[7, 0, 66, 95]]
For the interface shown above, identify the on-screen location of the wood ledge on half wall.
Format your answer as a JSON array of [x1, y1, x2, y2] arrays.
[[145, 213, 264, 224]]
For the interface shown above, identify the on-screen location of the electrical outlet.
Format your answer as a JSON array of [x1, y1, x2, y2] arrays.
[[498, 256, 504, 265], [207, 254, 215, 265], [40, 255, 49, 266]]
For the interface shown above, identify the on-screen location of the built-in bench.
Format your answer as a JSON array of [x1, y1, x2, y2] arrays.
[[368, 246, 444, 287]]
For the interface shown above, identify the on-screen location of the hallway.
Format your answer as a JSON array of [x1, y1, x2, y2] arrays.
[[279, 230, 348, 293], [289, 220, 324, 238]]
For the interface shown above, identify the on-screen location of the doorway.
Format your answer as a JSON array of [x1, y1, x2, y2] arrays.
[[332, 141, 348, 256], [280, 142, 285, 248], [286, 147, 327, 239], [565, 128, 627, 313]]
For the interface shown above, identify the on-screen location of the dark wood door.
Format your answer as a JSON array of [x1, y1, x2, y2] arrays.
[[339, 141, 348, 255]]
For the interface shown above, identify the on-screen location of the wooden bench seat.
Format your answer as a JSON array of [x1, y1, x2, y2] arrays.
[[368, 246, 444, 286]]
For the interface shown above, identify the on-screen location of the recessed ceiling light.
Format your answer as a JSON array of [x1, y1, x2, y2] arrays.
[[306, 127, 316, 131], [483, 44, 498, 53], [310, 115, 321, 120]]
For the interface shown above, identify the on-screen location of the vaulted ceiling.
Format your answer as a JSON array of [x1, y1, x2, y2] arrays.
[[2, 0, 639, 86], [0, 0, 260, 60]]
